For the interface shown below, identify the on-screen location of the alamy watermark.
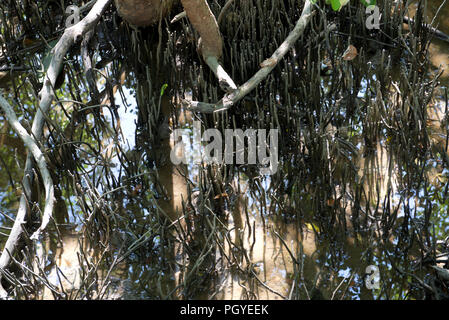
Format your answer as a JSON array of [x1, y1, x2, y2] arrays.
[[65, 5, 80, 28], [365, 265, 380, 290], [366, 5, 381, 30], [170, 121, 279, 175]]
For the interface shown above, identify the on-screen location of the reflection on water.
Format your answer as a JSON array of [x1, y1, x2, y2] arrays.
[[1, 0, 449, 300], [410, 0, 449, 86]]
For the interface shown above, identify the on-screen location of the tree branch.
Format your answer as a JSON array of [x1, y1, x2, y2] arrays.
[[0, 0, 112, 299], [0, 95, 54, 242], [204, 55, 237, 91], [181, 0, 236, 92], [183, 0, 315, 113]]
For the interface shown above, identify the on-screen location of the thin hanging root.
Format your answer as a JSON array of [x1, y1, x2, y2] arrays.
[[183, 0, 315, 113], [403, 16, 449, 43], [217, 0, 236, 26]]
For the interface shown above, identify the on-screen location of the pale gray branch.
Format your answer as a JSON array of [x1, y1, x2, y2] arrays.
[[204, 56, 237, 92], [170, 11, 187, 24]]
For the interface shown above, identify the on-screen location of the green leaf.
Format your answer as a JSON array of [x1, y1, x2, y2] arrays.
[[330, 0, 342, 11], [160, 83, 168, 96], [360, 0, 376, 6], [325, 0, 351, 11]]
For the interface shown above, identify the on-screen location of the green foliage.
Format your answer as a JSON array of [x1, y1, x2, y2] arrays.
[[160, 83, 168, 96], [311, 0, 376, 11], [360, 0, 377, 6]]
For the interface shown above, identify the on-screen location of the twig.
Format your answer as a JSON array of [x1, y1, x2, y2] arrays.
[[170, 11, 187, 24], [403, 16, 449, 43], [183, 0, 315, 113], [272, 227, 299, 265], [250, 269, 287, 300], [330, 271, 351, 300]]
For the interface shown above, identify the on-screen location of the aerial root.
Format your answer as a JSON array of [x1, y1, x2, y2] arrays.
[[183, 0, 315, 113]]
